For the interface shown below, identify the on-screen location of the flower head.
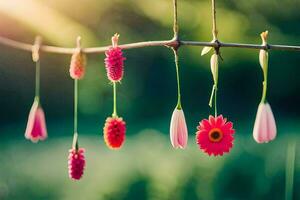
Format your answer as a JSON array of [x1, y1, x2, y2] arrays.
[[253, 102, 276, 143], [25, 100, 47, 142], [196, 115, 235, 156], [103, 116, 126, 149], [104, 33, 126, 82], [69, 50, 86, 80], [170, 108, 188, 149], [68, 148, 86, 180]]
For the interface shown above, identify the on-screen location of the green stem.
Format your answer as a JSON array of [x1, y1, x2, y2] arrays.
[[72, 132, 79, 151], [214, 86, 218, 117], [34, 60, 40, 102], [74, 79, 78, 133], [173, 49, 182, 109], [112, 82, 118, 117], [209, 85, 215, 108], [285, 141, 296, 200], [261, 70, 268, 103], [173, 0, 178, 39]]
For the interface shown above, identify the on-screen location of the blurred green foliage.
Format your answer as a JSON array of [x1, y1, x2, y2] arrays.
[[0, 0, 299, 199]]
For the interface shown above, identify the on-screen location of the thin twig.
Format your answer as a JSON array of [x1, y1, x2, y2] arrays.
[[2, 35, 300, 54]]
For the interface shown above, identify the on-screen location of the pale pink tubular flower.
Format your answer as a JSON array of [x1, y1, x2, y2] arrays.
[[253, 102, 276, 143], [170, 108, 188, 149], [25, 100, 47, 142]]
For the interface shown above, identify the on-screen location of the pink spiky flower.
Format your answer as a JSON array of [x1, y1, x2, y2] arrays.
[[69, 50, 86, 80], [103, 116, 126, 149], [25, 100, 47, 142], [104, 33, 126, 82], [68, 148, 86, 180], [196, 115, 235, 156]]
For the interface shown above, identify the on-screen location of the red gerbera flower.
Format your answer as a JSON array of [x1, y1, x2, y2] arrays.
[[196, 115, 235, 156], [103, 116, 126, 149]]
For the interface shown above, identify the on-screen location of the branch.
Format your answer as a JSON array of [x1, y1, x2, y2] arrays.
[[1, 35, 300, 55]]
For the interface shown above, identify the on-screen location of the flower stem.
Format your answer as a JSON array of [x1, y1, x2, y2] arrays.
[[285, 141, 296, 200], [173, 48, 182, 109], [112, 82, 118, 117], [73, 79, 79, 150], [261, 67, 268, 103], [214, 86, 218, 117], [72, 132, 79, 151], [34, 60, 40, 102]]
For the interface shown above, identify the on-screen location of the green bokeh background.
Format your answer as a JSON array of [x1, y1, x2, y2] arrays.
[[0, 0, 299, 199]]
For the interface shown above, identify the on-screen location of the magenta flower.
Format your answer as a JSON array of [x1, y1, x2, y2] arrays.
[[104, 33, 126, 82], [196, 115, 235, 156], [170, 108, 188, 149], [253, 102, 277, 143], [68, 148, 86, 180], [25, 100, 47, 142]]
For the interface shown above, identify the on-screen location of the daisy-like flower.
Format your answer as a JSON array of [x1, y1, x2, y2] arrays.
[[170, 108, 188, 149], [196, 115, 235, 156], [103, 116, 126, 149], [25, 100, 47, 142], [68, 148, 86, 180], [253, 102, 276, 143], [104, 33, 126, 82]]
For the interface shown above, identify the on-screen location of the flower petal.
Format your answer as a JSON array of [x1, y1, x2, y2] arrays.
[[266, 103, 277, 141]]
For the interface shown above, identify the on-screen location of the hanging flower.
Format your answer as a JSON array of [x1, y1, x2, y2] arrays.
[[25, 100, 47, 142], [170, 108, 188, 149], [104, 33, 126, 82], [69, 50, 86, 80], [253, 102, 276, 143], [68, 148, 86, 180], [253, 31, 277, 143], [196, 115, 235, 156], [103, 116, 126, 149]]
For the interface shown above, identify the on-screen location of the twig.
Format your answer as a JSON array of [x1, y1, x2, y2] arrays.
[[1, 35, 300, 55]]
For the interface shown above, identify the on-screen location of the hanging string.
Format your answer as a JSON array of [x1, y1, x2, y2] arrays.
[[173, 49, 182, 110], [71, 36, 82, 151], [207, 0, 219, 117], [32, 36, 42, 103], [112, 82, 118, 117], [35, 60, 40, 102]]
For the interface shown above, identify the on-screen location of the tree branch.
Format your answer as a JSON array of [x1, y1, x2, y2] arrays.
[[1, 35, 300, 55]]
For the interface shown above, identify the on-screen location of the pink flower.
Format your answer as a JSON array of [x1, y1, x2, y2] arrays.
[[69, 51, 86, 80], [253, 102, 277, 143], [68, 148, 86, 180], [104, 33, 126, 82], [170, 108, 188, 149], [25, 100, 47, 142], [103, 116, 126, 149], [196, 115, 235, 156]]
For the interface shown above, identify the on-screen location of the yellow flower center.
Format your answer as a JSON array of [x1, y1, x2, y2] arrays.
[[208, 128, 223, 142]]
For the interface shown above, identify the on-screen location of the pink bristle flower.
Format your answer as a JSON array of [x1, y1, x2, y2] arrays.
[[25, 100, 47, 142], [69, 51, 86, 80], [103, 116, 126, 149], [253, 102, 277, 143], [68, 148, 86, 180], [196, 115, 235, 156], [104, 33, 126, 82]]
